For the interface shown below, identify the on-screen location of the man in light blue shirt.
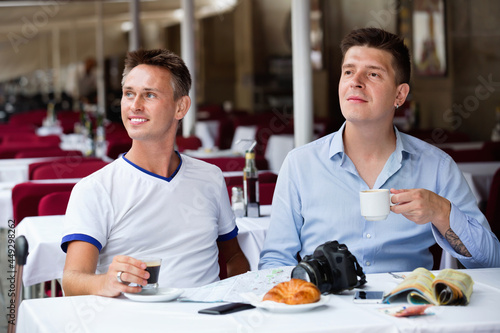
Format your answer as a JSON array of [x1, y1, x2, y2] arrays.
[[259, 28, 500, 273]]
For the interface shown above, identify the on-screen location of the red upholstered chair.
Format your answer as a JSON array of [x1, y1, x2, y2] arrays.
[[259, 182, 277, 205], [8, 109, 47, 127], [442, 147, 494, 163], [11, 182, 77, 226], [198, 156, 268, 172], [225, 171, 277, 188], [176, 136, 202, 152], [38, 191, 72, 216], [107, 138, 132, 159], [485, 168, 500, 239], [483, 141, 500, 161], [28, 157, 102, 180], [14, 147, 83, 159], [31, 160, 108, 180]]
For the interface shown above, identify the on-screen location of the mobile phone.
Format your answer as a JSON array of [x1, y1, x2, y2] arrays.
[[353, 290, 385, 304], [198, 302, 256, 315]]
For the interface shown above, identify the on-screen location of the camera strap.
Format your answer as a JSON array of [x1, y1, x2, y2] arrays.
[[349, 252, 367, 288]]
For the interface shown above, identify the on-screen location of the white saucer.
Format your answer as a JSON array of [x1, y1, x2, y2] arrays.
[[123, 288, 183, 302], [250, 295, 329, 313]]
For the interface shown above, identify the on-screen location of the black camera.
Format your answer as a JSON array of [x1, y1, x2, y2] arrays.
[[291, 241, 366, 294]]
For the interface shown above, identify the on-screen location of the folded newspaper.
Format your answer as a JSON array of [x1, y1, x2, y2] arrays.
[[382, 267, 473, 305]]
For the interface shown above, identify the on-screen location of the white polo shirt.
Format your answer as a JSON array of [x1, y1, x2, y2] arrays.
[[62, 153, 237, 288]]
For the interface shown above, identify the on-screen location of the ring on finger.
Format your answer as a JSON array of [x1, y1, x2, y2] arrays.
[[117, 271, 125, 284]]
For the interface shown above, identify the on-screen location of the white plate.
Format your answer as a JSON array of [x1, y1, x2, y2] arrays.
[[123, 288, 183, 302], [251, 295, 329, 313]]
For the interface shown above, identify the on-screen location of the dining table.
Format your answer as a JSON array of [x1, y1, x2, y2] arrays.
[[15, 206, 272, 287], [457, 161, 500, 208], [15, 267, 500, 333]]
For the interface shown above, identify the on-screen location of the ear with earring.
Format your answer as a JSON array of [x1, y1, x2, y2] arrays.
[[395, 104, 399, 109]]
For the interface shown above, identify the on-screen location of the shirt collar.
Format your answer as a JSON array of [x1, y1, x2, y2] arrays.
[[329, 122, 414, 163]]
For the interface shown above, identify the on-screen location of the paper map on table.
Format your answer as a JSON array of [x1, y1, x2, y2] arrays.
[[179, 266, 294, 303]]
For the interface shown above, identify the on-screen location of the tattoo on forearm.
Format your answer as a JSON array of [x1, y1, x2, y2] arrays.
[[445, 228, 471, 257]]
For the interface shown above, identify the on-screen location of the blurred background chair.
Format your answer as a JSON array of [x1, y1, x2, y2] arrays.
[[11, 182, 77, 226], [31, 160, 108, 180], [37, 191, 72, 216], [176, 135, 203, 152], [198, 156, 268, 172]]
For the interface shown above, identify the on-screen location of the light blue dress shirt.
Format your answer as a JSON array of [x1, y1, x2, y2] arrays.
[[259, 123, 500, 273]]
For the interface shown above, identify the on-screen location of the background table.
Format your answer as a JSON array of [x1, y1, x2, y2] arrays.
[[15, 206, 272, 287], [0, 157, 58, 183], [16, 268, 500, 333], [457, 161, 500, 207]]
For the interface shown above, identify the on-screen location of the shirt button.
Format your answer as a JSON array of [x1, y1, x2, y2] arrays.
[[366, 233, 371, 239], [365, 261, 371, 266]]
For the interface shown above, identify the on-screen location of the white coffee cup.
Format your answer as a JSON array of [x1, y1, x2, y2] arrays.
[[359, 189, 396, 221]]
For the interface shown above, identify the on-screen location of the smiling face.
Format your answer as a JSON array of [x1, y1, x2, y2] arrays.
[[338, 46, 409, 127], [121, 64, 189, 143]]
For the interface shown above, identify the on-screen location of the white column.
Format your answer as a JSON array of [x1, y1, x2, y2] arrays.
[[129, 0, 141, 51], [51, 28, 61, 102], [95, 2, 106, 116], [181, 0, 197, 137], [292, 0, 313, 146]]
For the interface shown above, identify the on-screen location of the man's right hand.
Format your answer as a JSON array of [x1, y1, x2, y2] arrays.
[[62, 241, 150, 297], [103, 255, 149, 296]]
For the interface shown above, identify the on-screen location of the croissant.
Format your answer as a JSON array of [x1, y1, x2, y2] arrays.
[[263, 279, 321, 305]]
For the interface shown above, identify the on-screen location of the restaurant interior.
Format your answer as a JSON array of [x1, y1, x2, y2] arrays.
[[1, 0, 500, 332]]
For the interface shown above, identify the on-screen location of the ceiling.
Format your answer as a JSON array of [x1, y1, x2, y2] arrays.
[[0, 0, 237, 83]]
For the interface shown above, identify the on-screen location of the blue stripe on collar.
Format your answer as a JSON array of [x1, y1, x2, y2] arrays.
[[122, 151, 182, 182]]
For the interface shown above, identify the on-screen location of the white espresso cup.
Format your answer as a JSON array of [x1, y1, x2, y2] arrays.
[[359, 189, 396, 221]]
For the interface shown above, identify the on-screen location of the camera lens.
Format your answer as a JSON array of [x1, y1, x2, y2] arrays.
[[291, 264, 312, 283]]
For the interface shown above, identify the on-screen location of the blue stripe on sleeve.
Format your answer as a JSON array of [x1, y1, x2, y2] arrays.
[[61, 234, 103, 253], [217, 226, 238, 242]]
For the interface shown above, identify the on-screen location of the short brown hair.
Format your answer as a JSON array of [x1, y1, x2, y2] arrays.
[[122, 49, 191, 100], [340, 28, 411, 85]]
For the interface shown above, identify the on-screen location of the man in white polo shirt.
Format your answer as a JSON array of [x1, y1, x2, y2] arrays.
[[61, 49, 249, 297]]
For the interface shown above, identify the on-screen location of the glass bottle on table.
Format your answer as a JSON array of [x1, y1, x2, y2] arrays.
[[243, 143, 260, 218]]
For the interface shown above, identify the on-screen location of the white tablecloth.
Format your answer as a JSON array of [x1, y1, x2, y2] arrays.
[[195, 120, 220, 149], [16, 268, 500, 333], [0, 157, 58, 183], [15, 206, 272, 287]]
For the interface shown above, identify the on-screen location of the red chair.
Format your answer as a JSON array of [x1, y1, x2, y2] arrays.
[[107, 138, 132, 159], [225, 171, 277, 187], [442, 148, 494, 163], [198, 156, 268, 172], [8, 109, 47, 127], [14, 147, 83, 159], [31, 160, 108, 180], [11, 182, 77, 226], [28, 157, 102, 180], [259, 182, 276, 205], [485, 168, 500, 239], [176, 136, 202, 152], [38, 191, 72, 216]]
